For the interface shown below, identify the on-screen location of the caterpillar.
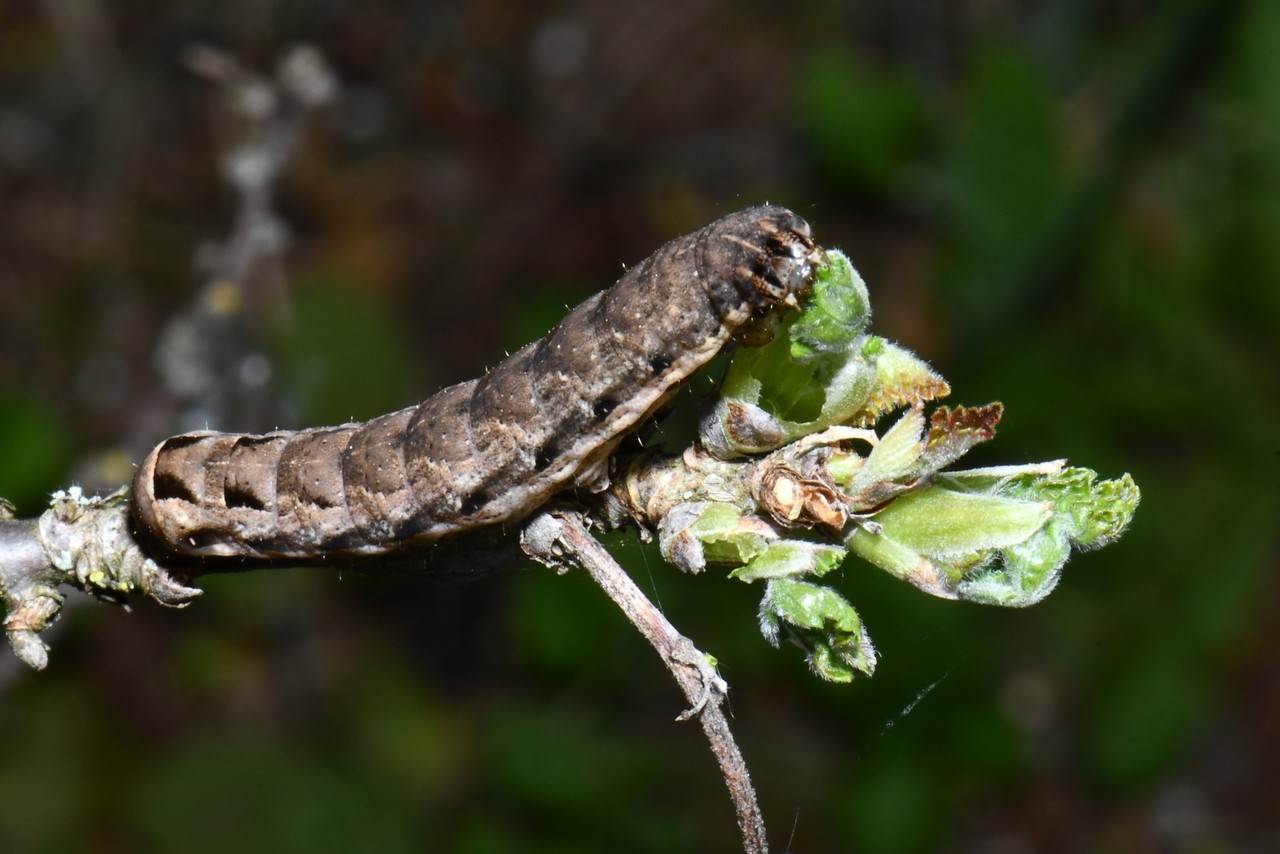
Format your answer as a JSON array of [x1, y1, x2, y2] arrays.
[[130, 205, 818, 558]]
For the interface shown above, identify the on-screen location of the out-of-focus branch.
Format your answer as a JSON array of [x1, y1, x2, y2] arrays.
[[0, 46, 337, 671], [138, 45, 336, 444]]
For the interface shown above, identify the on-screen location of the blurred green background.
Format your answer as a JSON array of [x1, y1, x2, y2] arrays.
[[1, 0, 1277, 851]]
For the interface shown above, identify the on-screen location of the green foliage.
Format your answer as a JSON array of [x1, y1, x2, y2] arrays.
[[0, 683, 95, 852], [1085, 645, 1213, 790], [939, 46, 1073, 327], [787, 249, 873, 359], [679, 252, 1139, 681], [134, 742, 420, 853], [799, 48, 928, 195], [836, 757, 943, 854], [281, 275, 414, 426], [702, 251, 947, 458], [0, 393, 70, 515], [759, 579, 876, 681]]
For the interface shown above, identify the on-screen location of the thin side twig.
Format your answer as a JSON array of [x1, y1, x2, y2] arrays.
[[521, 508, 768, 854]]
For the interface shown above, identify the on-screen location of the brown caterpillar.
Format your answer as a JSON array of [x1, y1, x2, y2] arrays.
[[131, 205, 818, 558]]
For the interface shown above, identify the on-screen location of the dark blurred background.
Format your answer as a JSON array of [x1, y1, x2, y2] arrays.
[[1, 0, 1277, 851]]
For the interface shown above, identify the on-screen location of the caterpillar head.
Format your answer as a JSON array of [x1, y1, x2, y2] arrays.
[[744, 207, 820, 309]]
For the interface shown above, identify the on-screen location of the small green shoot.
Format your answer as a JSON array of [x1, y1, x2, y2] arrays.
[[644, 249, 1141, 682]]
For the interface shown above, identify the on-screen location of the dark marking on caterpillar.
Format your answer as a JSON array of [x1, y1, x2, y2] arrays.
[[459, 491, 490, 518], [152, 471, 198, 504], [224, 480, 268, 511], [131, 205, 819, 558], [592, 395, 619, 421], [648, 354, 673, 376], [533, 441, 561, 472]]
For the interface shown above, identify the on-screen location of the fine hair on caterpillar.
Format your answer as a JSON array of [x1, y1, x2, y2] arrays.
[[131, 205, 819, 558]]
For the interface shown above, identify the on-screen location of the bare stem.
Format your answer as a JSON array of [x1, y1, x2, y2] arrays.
[[521, 508, 768, 854]]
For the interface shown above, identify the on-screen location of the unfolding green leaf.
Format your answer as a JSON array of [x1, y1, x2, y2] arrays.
[[789, 250, 872, 359], [852, 406, 925, 490], [869, 487, 1051, 559], [844, 465, 1139, 607], [731, 540, 847, 583], [857, 341, 950, 423], [657, 502, 768, 574], [759, 579, 876, 681]]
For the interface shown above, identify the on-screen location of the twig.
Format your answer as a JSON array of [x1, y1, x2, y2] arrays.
[[0, 490, 200, 669], [521, 508, 768, 854]]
